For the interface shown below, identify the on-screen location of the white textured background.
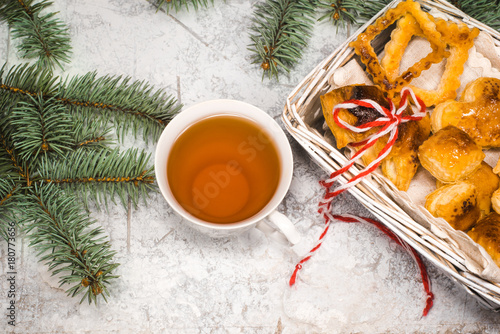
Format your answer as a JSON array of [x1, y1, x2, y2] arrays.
[[1, 0, 500, 333]]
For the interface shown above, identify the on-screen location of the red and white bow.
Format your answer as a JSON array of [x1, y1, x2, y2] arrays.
[[319, 86, 427, 199], [289, 87, 434, 316]]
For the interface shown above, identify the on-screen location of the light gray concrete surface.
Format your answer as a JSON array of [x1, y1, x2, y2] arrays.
[[1, 1, 500, 333]]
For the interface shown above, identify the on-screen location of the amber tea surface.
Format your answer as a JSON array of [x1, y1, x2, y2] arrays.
[[167, 115, 281, 223]]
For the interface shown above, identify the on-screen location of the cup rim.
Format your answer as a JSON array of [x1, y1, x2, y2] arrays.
[[155, 99, 293, 231]]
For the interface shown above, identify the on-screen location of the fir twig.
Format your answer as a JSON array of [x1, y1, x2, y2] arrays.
[[0, 63, 58, 102], [317, 0, 360, 28], [37, 148, 155, 210], [21, 183, 119, 304], [154, 0, 214, 13], [0, 0, 72, 70], [0, 145, 18, 179], [0, 132, 28, 182], [248, 0, 317, 80], [8, 95, 73, 161], [57, 72, 182, 141], [71, 116, 111, 151], [0, 64, 182, 141], [452, 0, 500, 31], [356, 0, 391, 21]]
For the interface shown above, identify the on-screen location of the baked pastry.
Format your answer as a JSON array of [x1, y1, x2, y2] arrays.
[[431, 77, 500, 147], [425, 182, 480, 231], [418, 126, 485, 182], [492, 189, 500, 215], [321, 85, 430, 191], [349, 0, 449, 101], [380, 114, 431, 191], [468, 212, 500, 267], [437, 162, 500, 217], [382, 14, 479, 107], [494, 158, 500, 174], [409, 18, 479, 107], [321, 85, 385, 149]]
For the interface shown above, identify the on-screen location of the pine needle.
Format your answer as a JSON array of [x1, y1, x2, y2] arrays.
[[21, 183, 119, 304], [317, 0, 361, 27], [37, 148, 155, 210], [0, 64, 182, 142], [71, 116, 112, 151], [248, 0, 317, 81], [0, 128, 28, 181], [58, 71, 182, 142], [0, 0, 72, 70], [356, 0, 392, 21], [154, 0, 215, 13], [0, 63, 58, 100], [8, 95, 74, 161], [452, 0, 500, 31]]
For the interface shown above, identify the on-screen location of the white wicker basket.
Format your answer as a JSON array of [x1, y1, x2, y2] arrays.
[[282, 0, 500, 311]]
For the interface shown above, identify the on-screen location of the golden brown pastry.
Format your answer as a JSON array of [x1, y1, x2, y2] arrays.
[[492, 189, 500, 215], [494, 158, 500, 174], [418, 126, 485, 182], [321, 85, 386, 149], [437, 162, 500, 217], [425, 182, 480, 231], [382, 14, 479, 107], [409, 18, 479, 107], [468, 212, 500, 266], [321, 85, 430, 191], [431, 77, 500, 147], [381, 14, 420, 82], [380, 114, 431, 191], [349, 0, 449, 101]]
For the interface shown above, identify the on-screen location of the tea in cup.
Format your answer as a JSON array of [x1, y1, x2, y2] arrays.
[[155, 100, 300, 244]]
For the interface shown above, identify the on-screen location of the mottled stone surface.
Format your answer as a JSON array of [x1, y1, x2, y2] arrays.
[[1, 1, 500, 333]]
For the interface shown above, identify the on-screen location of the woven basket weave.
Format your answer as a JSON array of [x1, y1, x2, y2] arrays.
[[282, 0, 500, 311]]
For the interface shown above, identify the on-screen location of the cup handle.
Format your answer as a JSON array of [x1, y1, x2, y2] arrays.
[[255, 210, 301, 245]]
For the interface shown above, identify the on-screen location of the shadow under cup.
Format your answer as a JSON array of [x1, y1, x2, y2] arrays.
[[155, 100, 293, 233]]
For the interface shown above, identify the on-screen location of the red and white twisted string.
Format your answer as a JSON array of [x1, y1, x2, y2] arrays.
[[289, 87, 434, 316]]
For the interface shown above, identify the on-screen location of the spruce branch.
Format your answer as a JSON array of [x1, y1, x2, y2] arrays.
[[57, 72, 182, 141], [248, 0, 317, 80], [0, 64, 182, 141], [153, 0, 214, 13], [452, 0, 500, 31], [0, 149, 18, 178], [0, 179, 17, 207], [356, 0, 391, 21], [21, 183, 119, 304], [317, 0, 362, 27], [0, 63, 58, 101], [38, 148, 155, 210], [0, 0, 72, 70], [8, 95, 74, 160], [0, 133, 29, 182], [71, 117, 112, 151]]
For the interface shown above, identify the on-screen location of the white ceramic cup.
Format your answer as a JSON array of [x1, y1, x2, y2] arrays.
[[155, 99, 300, 245]]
